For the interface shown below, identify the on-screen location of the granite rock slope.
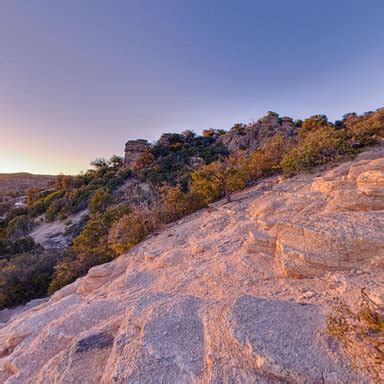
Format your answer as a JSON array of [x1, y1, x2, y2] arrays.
[[0, 145, 383, 383]]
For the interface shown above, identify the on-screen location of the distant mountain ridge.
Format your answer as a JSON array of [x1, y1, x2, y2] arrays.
[[0, 172, 55, 178], [0, 173, 56, 196]]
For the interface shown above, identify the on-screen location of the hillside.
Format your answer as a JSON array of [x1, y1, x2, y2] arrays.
[[0, 173, 55, 196], [0, 144, 382, 383]]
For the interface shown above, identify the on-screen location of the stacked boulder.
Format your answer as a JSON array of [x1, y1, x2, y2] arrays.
[[219, 111, 296, 152], [123, 139, 151, 169]]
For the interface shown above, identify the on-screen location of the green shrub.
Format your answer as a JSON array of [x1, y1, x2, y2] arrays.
[[45, 197, 67, 222], [89, 187, 113, 214], [0, 250, 59, 309], [190, 157, 248, 203], [6, 215, 34, 240], [280, 127, 353, 174], [65, 186, 94, 213], [8, 237, 38, 254], [161, 186, 206, 222], [72, 205, 130, 257], [297, 114, 330, 138], [48, 206, 131, 291]]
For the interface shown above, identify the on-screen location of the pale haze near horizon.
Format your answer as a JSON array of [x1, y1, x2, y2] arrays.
[[0, 0, 383, 175]]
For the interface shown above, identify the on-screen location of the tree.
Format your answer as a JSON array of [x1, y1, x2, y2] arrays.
[[202, 128, 215, 137], [298, 114, 330, 138], [202, 128, 226, 138], [55, 174, 73, 190], [181, 130, 196, 141], [91, 157, 108, 169], [191, 155, 248, 203], [108, 155, 123, 169], [25, 188, 41, 206]]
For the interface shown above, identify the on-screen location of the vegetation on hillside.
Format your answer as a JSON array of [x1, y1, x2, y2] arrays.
[[0, 108, 383, 309]]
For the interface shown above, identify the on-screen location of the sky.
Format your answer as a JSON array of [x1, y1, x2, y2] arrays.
[[0, 0, 383, 175]]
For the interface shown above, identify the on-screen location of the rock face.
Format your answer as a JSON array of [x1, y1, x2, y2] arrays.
[[219, 111, 296, 152], [29, 209, 89, 249], [0, 145, 383, 383], [123, 139, 151, 169]]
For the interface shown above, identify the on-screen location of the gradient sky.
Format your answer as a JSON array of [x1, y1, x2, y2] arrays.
[[0, 0, 383, 174]]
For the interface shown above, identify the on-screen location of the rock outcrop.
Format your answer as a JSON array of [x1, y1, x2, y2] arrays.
[[29, 209, 89, 249], [123, 139, 151, 169], [0, 145, 383, 383], [219, 111, 296, 152]]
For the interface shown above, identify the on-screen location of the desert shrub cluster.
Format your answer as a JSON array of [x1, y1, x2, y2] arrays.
[[327, 289, 384, 381], [0, 248, 60, 308], [0, 108, 383, 309]]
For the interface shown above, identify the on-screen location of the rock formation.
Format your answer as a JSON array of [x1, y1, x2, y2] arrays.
[[0, 145, 383, 383], [219, 111, 296, 152], [29, 209, 89, 249], [158, 133, 174, 146], [123, 139, 151, 169]]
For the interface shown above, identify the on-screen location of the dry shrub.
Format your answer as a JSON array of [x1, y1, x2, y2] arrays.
[[327, 289, 384, 382], [348, 108, 384, 146], [246, 134, 290, 180], [108, 203, 161, 255]]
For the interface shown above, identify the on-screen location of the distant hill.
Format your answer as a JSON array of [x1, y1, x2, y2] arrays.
[[0, 173, 56, 195]]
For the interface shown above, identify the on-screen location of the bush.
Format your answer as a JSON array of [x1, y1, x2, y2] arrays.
[[0, 250, 59, 309], [327, 290, 384, 381], [280, 126, 353, 174], [190, 157, 248, 203], [72, 206, 129, 258], [297, 114, 330, 138], [108, 206, 160, 255], [29, 191, 64, 218], [8, 237, 38, 254], [190, 164, 222, 203], [246, 134, 290, 180], [6, 206, 29, 221], [161, 186, 206, 222], [45, 197, 67, 222], [348, 108, 384, 146], [6, 215, 34, 240], [65, 185, 94, 213], [89, 187, 113, 214], [49, 206, 130, 291], [49, 249, 102, 293]]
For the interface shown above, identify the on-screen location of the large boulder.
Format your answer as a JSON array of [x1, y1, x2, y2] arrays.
[[123, 139, 151, 169]]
